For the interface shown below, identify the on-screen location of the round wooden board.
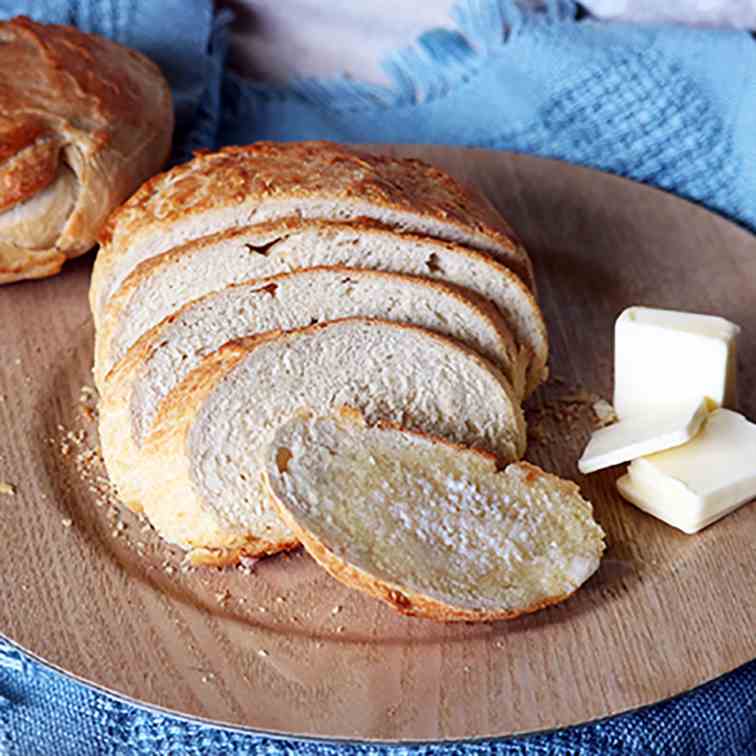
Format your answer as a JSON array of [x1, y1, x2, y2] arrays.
[[0, 146, 754, 743]]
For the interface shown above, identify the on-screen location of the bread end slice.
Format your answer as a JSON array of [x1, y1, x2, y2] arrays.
[[263, 409, 605, 623]]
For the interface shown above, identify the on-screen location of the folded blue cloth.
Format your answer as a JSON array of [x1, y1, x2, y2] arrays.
[[1, 1, 754, 753]]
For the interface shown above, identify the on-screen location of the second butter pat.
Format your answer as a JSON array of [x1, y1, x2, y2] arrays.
[[613, 306, 739, 419], [578, 397, 710, 474], [617, 409, 756, 534]]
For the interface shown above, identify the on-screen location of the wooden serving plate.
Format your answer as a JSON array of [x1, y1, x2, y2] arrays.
[[0, 146, 754, 742]]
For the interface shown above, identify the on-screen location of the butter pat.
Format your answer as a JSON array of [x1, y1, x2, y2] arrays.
[[578, 397, 710, 474], [613, 307, 739, 419], [617, 409, 756, 533]]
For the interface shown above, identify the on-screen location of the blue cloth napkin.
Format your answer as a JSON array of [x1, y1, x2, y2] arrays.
[[1, 1, 755, 753]]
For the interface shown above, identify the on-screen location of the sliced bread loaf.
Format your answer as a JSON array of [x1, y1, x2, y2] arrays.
[[133, 319, 526, 564], [99, 265, 526, 511], [94, 221, 547, 394], [90, 142, 532, 322], [263, 409, 605, 622]]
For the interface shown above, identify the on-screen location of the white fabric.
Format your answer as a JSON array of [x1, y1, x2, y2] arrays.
[[222, 1, 755, 84]]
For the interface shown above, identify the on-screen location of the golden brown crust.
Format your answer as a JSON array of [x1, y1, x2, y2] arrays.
[[99, 142, 520, 250], [0, 118, 45, 163], [91, 141, 532, 314], [0, 124, 60, 212], [186, 540, 300, 568], [0, 249, 67, 284], [0, 16, 173, 283]]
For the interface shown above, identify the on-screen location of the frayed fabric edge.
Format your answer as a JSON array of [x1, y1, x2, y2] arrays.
[[0, 638, 30, 677], [241, 0, 578, 109]]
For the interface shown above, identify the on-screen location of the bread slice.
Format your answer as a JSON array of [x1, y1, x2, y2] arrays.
[[99, 265, 526, 511], [263, 409, 605, 622], [132, 318, 526, 564], [94, 220, 547, 394], [89, 141, 532, 322]]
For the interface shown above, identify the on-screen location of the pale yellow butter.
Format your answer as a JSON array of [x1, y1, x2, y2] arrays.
[[578, 397, 710, 475], [613, 307, 739, 419], [617, 409, 756, 533]]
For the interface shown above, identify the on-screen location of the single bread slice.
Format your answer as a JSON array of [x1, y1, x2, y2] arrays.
[[263, 409, 605, 622], [99, 265, 526, 511], [133, 319, 526, 564], [90, 141, 532, 322], [94, 220, 547, 394]]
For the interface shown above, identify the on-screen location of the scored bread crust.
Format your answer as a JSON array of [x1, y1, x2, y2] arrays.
[[94, 218, 547, 394], [130, 318, 526, 564], [90, 141, 532, 319], [263, 410, 604, 622], [98, 264, 525, 512], [0, 17, 173, 283]]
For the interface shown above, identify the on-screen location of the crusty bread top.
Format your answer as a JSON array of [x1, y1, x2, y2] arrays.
[[264, 409, 605, 622], [91, 142, 532, 316], [100, 142, 520, 251], [0, 17, 173, 282]]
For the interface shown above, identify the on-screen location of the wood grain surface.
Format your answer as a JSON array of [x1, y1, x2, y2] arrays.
[[0, 146, 754, 742]]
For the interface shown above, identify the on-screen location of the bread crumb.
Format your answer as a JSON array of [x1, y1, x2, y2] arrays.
[[61, 518, 73, 528], [0, 482, 15, 496], [331, 605, 342, 615], [526, 384, 614, 446]]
